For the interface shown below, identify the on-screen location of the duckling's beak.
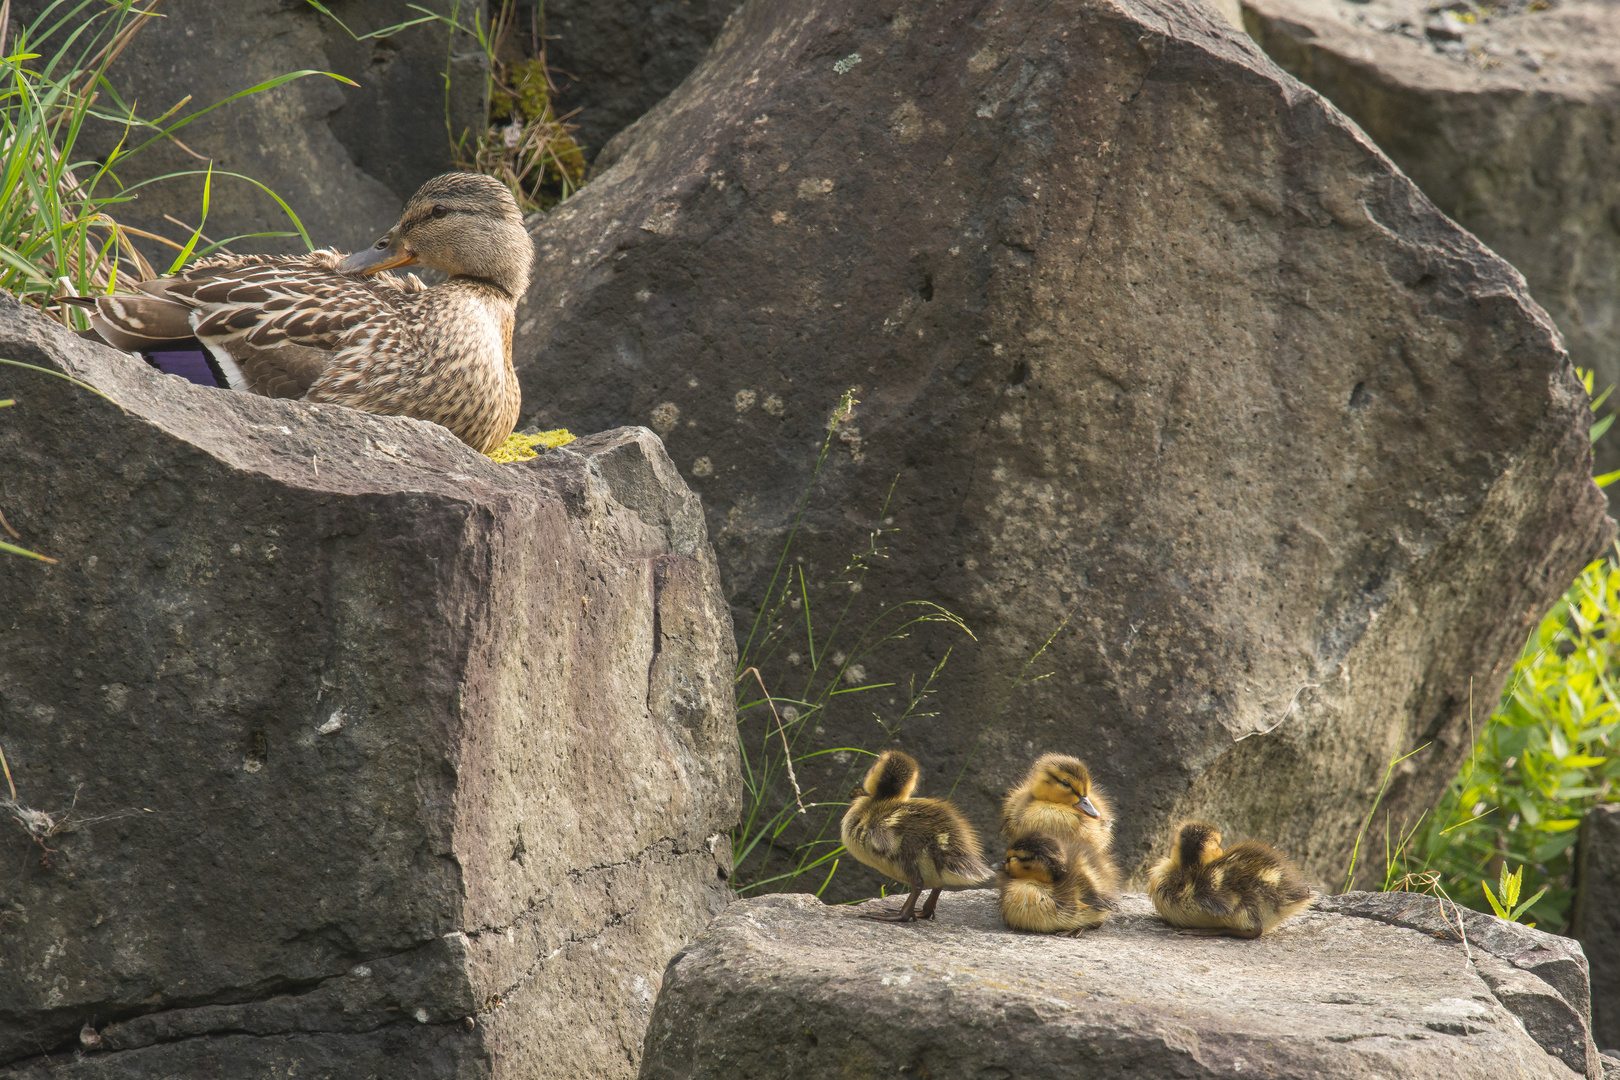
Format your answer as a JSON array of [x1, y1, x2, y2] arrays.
[[339, 229, 418, 275], [1077, 795, 1101, 818]]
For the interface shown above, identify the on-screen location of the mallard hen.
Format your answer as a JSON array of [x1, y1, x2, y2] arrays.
[[73, 172, 532, 454]]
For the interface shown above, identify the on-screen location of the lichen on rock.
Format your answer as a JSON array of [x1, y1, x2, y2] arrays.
[[487, 427, 577, 462]]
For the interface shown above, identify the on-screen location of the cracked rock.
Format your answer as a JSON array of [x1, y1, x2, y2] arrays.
[[0, 297, 740, 1078], [639, 890, 1584, 1079], [1474, 954, 1598, 1079], [1573, 804, 1620, 1050], [1241, 0, 1620, 483], [1319, 890, 1601, 1077], [514, 0, 1610, 898]]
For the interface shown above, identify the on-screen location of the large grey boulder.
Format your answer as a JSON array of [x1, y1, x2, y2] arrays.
[[545, 0, 737, 162], [1573, 803, 1620, 1052], [514, 0, 1612, 895], [1241, 0, 1620, 478], [1317, 891, 1600, 1078], [640, 889, 1595, 1079], [13, 0, 484, 256], [0, 298, 739, 1077]]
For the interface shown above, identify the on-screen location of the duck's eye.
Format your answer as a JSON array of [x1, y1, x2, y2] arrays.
[[431, 204, 449, 219], [374, 238, 389, 249], [1059, 780, 1074, 791]]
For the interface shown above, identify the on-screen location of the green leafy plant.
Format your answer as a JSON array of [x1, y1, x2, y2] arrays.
[[1480, 862, 1547, 924], [1401, 554, 1620, 927], [1371, 370, 1620, 926], [458, 0, 584, 212], [729, 390, 974, 897], [1578, 367, 1620, 487]]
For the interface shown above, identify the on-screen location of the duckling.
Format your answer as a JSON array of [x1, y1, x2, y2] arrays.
[[997, 832, 1119, 934], [1000, 753, 1119, 886], [1147, 821, 1314, 938], [841, 750, 992, 923]]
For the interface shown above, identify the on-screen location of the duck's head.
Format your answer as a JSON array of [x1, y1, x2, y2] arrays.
[[1026, 753, 1101, 818], [1172, 821, 1224, 870], [341, 172, 533, 297], [1002, 833, 1065, 883], [849, 750, 920, 802]]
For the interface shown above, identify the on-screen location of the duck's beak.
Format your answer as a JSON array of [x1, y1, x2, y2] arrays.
[[1077, 795, 1101, 818], [339, 229, 417, 275]]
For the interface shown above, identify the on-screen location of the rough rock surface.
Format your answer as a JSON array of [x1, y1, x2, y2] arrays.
[[639, 889, 1590, 1079], [1573, 803, 1620, 1051], [12, 0, 484, 256], [1316, 891, 1600, 1078], [546, 0, 737, 162], [1241, 0, 1620, 477], [0, 298, 739, 1077], [514, 0, 1612, 894]]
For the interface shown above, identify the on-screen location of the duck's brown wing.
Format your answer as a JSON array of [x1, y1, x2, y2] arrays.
[[851, 810, 901, 858], [219, 340, 333, 399], [159, 256, 394, 351], [83, 250, 414, 396]]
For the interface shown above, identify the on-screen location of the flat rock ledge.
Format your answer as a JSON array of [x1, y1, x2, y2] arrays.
[[640, 890, 1600, 1080], [0, 297, 739, 1079]]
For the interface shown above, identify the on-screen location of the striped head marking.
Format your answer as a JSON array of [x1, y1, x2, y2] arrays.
[[1003, 833, 1065, 884], [1029, 754, 1100, 818]]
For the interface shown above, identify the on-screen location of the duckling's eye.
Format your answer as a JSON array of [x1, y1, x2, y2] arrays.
[[431, 204, 449, 219], [1059, 780, 1074, 791]]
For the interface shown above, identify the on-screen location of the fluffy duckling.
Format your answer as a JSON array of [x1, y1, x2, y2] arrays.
[[841, 750, 992, 923], [1147, 821, 1314, 938], [1001, 754, 1118, 881], [997, 832, 1119, 935]]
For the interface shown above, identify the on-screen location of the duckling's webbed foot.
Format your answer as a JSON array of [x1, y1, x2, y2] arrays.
[[860, 886, 922, 923], [916, 888, 944, 920]]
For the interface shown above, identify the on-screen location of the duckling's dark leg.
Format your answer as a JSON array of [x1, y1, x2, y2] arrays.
[[1175, 926, 1261, 939], [860, 886, 922, 923], [916, 888, 944, 920]]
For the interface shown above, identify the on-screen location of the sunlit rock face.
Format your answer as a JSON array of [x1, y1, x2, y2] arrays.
[[1243, 0, 1620, 482], [514, 0, 1612, 896], [639, 890, 1600, 1080], [0, 299, 739, 1078]]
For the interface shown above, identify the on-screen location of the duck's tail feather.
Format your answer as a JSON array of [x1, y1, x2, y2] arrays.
[[65, 292, 262, 391]]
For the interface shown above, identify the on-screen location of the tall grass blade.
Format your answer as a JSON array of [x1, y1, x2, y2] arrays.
[[165, 161, 209, 272], [1343, 742, 1430, 893]]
